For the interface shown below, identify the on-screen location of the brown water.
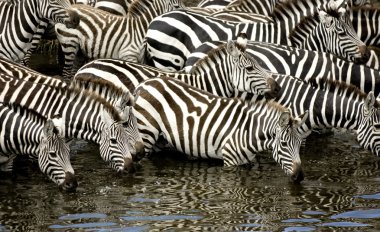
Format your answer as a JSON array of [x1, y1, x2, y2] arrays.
[[1, 130, 380, 231]]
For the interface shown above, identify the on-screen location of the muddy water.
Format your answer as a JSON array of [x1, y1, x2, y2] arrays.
[[1, 130, 380, 231]]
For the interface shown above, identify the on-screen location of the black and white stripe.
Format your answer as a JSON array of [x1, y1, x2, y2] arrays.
[[75, 38, 280, 100], [55, 0, 184, 78], [0, 74, 135, 173], [144, 2, 368, 71], [0, 0, 79, 65], [134, 76, 310, 183], [0, 102, 77, 190], [184, 40, 380, 97]]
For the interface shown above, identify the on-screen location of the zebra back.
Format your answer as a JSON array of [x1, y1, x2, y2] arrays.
[[75, 36, 281, 100], [0, 102, 77, 190], [0, 74, 135, 173], [134, 76, 310, 182]]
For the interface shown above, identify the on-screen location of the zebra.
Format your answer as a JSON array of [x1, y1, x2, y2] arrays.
[[0, 102, 77, 191], [144, 1, 369, 71], [0, 0, 80, 66], [0, 74, 135, 173], [182, 38, 380, 158], [197, 0, 231, 8], [55, 0, 184, 78], [184, 40, 380, 97], [74, 37, 281, 100], [0, 57, 145, 158], [349, 6, 380, 47], [133, 76, 311, 183]]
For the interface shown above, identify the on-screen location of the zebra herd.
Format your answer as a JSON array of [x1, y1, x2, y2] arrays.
[[0, 0, 380, 191]]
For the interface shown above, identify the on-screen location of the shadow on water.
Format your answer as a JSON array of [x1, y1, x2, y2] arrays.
[[1, 131, 380, 231]]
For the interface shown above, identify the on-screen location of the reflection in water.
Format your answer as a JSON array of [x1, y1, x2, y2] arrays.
[[0, 132, 380, 231]]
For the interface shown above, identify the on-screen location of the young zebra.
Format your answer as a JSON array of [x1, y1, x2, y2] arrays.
[[0, 102, 77, 191], [144, 1, 368, 71], [184, 40, 380, 97], [75, 38, 281, 100], [0, 0, 80, 66], [134, 76, 310, 183], [0, 74, 135, 173], [55, 0, 184, 78]]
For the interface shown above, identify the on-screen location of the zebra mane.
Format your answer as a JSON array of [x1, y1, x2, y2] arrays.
[[65, 85, 123, 121], [127, 0, 153, 18], [288, 14, 321, 43], [189, 43, 229, 73], [307, 77, 380, 107], [70, 75, 130, 100]]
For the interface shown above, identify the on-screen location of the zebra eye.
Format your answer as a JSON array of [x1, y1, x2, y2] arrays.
[[110, 138, 117, 144], [49, 152, 57, 158], [246, 65, 254, 71]]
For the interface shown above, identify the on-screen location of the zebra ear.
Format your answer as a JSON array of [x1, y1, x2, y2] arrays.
[[43, 119, 56, 138], [226, 40, 240, 58], [278, 111, 291, 128], [294, 111, 309, 128], [101, 108, 114, 128], [364, 91, 376, 113]]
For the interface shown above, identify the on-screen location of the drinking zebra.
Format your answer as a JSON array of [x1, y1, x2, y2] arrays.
[[0, 57, 145, 158], [0, 74, 135, 173], [0, 0, 80, 66], [184, 40, 380, 96], [133, 76, 311, 183], [55, 0, 184, 78], [144, 1, 368, 71], [0, 102, 77, 191]]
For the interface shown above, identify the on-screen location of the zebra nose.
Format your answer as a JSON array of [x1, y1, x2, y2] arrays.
[[123, 157, 135, 173], [356, 45, 370, 64], [264, 78, 281, 100], [61, 172, 78, 191], [290, 163, 304, 183], [65, 10, 80, 29], [133, 141, 145, 162]]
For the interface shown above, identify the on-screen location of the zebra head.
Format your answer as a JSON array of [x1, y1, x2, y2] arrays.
[[357, 92, 380, 157], [38, 117, 77, 191], [40, 0, 80, 29], [99, 107, 135, 173], [226, 34, 281, 100], [272, 110, 311, 183], [289, 6, 370, 64]]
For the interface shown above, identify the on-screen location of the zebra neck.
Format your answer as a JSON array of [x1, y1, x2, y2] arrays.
[[188, 57, 235, 97]]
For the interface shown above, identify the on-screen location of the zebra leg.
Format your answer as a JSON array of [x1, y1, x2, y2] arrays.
[[0, 154, 17, 172]]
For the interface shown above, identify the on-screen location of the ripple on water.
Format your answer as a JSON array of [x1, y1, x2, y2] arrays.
[[355, 193, 380, 200]]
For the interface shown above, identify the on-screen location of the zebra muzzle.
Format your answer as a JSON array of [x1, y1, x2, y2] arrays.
[[264, 78, 281, 100], [60, 172, 78, 192], [354, 45, 370, 64], [290, 163, 304, 184], [64, 10, 80, 29], [123, 157, 135, 173]]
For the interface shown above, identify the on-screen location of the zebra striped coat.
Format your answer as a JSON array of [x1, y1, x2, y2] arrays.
[[134, 76, 310, 183], [0, 102, 77, 191], [144, 4, 368, 71], [184, 40, 380, 97], [0, 74, 135, 172], [55, 0, 184, 78], [75, 38, 281, 100], [0, 0, 80, 65]]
